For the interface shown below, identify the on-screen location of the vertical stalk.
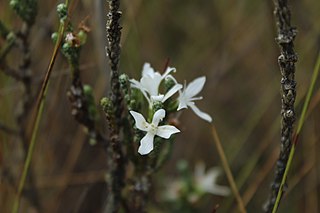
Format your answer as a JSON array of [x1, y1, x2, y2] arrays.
[[12, 1, 70, 210], [211, 125, 247, 213], [106, 0, 123, 122], [104, 0, 125, 212], [264, 0, 297, 212]]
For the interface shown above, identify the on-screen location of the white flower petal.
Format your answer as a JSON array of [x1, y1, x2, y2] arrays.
[[130, 79, 142, 89], [156, 125, 180, 139], [138, 132, 155, 155], [165, 74, 178, 84], [130, 79, 151, 104], [188, 102, 212, 123], [152, 109, 166, 126], [151, 94, 164, 102], [162, 66, 176, 80], [142, 63, 155, 77], [165, 180, 184, 201], [177, 90, 188, 111], [207, 185, 230, 196], [177, 102, 188, 111], [194, 165, 230, 197], [141, 74, 162, 96], [189, 96, 203, 101], [129, 111, 150, 131], [200, 168, 221, 190], [140, 76, 156, 95], [162, 84, 183, 103], [185, 76, 206, 98], [206, 168, 222, 180]]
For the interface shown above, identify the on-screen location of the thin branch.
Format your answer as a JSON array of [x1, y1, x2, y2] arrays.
[[264, 0, 298, 212], [0, 62, 22, 81], [106, 0, 123, 123], [104, 0, 126, 212], [67, 56, 108, 147], [271, 51, 320, 213]]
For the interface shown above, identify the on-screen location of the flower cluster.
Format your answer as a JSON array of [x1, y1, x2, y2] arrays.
[[129, 63, 212, 155]]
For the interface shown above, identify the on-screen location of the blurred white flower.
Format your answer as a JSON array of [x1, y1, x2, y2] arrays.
[[177, 76, 212, 122], [130, 109, 180, 155], [164, 179, 184, 201], [194, 162, 230, 196], [163, 162, 230, 203], [130, 63, 182, 107]]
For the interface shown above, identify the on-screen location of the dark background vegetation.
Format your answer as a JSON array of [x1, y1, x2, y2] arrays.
[[1, 0, 320, 212]]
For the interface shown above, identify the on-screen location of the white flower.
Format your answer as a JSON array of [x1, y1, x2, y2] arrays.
[[194, 162, 230, 196], [163, 179, 184, 201], [130, 109, 180, 155], [130, 63, 182, 108], [163, 162, 230, 203], [65, 32, 76, 43], [177, 76, 212, 122]]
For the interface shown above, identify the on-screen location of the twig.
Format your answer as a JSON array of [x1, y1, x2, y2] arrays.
[[66, 52, 108, 146], [270, 51, 320, 213], [16, 23, 35, 146], [0, 32, 16, 61], [264, 0, 298, 212], [103, 0, 126, 212], [12, 1, 70, 211], [0, 62, 22, 81], [106, 0, 123, 123], [211, 125, 247, 213]]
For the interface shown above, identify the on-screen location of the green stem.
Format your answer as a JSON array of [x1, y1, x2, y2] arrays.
[[296, 53, 320, 134], [12, 91, 45, 213], [11, 2, 69, 211]]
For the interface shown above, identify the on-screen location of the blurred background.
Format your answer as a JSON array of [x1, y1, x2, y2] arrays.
[[1, 0, 320, 212]]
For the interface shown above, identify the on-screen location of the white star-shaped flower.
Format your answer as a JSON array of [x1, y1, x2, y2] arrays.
[[130, 109, 180, 155], [130, 63, 182, 108], [177, 76, 212, 122], [194, 162, 230, 196]]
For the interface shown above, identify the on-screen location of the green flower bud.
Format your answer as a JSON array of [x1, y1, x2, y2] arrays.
[[89, 138, 97, 146], [57, 3, 68, 22], [177, 160, 188, 172], [51, 32, 58, 43], [10, 0, 37, 25], [164, 77, 176, 92], [100, 97, 114, 114], [83, 84, 93, 95], [6, 32, 16, 42], [77, 30, 87, 45], [9, 0, 19, 11], [119, 73, 129, 85], [152, 101, 163, 113]]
